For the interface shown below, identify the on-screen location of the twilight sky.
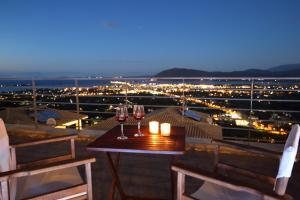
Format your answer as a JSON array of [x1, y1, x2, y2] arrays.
[[0, 0, 300, 76]]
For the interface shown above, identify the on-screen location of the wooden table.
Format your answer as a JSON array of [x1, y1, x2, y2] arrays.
[[87, 125, 185, 200]]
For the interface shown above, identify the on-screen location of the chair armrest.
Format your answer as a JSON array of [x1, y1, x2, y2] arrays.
[[10, 157, 96, 179], [10, 134, 78, 148], [4, 157, 95, 200], [172, 163, 290, 200], [217, 162, 276, 185], [9, 134, 78, 169], [212, 139, 282, 159]]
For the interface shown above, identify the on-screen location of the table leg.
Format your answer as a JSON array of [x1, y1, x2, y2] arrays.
[[106, 152, 126, 200], [170, 155, 180, 200], [109, 153, 120, 200]]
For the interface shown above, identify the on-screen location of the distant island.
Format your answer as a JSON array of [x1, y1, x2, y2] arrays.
[[155, 63, 300, 77]]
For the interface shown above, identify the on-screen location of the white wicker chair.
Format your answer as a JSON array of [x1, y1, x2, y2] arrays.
[[172, 124, 300, 200], [0, 118, 95, 200]]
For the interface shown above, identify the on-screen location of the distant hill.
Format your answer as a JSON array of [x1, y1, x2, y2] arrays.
[[268, 63, 300, 72], [155, 63, 300, 77]]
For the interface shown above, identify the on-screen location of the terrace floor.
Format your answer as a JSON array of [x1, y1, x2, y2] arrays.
[[10, 134, 300, 200]]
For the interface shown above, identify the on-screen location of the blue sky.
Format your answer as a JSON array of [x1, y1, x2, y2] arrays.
[[0, 0, 300, 76]]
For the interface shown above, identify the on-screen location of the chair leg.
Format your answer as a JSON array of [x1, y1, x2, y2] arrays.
[[10, 147, 17, 170], [85, 163, 93, 200], [170, 166, 175, 200], [177, 172, 185, 200], [1, 181, 9, 200], [213, 145, 219, 172]]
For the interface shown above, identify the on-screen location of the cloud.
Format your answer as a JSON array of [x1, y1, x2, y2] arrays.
[[101, 21, 118, 29]]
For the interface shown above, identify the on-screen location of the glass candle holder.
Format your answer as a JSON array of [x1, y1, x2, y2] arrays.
[[161, 123, 171, 136], [149, 121, 159, 134]]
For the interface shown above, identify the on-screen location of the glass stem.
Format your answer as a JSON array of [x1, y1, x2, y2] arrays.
[[138, 120, 141, 133], [121, 123, 124, 136]]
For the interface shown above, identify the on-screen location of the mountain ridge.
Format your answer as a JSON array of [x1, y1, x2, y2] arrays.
[[155, 63, 300, 77]]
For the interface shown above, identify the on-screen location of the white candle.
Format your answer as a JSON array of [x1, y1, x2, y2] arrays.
[[160, 123, 171, 136], [149, 121, 159, 134]]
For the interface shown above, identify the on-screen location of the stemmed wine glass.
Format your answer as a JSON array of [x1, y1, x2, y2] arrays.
[[115, 105, 129, 140], [133, 105, 145, 136]]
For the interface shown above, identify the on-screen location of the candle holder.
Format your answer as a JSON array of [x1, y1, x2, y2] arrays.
[[161, 123, 171, 136], [149, 121, 159, 134]]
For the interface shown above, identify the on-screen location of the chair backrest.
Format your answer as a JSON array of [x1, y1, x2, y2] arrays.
[[0, 118, 11, 173], [274, 124, 300, 195]]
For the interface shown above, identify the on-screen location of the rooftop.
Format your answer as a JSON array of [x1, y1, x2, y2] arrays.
[[88, 107, 222, 139], [0, 107, 88, 126]]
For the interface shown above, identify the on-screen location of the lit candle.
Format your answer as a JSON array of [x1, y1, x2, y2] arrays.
[[149, 121, 159, 134], [160, 123, 171, 136]]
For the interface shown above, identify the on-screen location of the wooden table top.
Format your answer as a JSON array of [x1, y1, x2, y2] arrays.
[[87, 125, 186, 155]]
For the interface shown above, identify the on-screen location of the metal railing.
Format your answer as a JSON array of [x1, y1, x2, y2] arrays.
[[1, 76, 300, 143]]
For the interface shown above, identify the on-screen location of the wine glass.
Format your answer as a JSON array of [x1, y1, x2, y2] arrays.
[[133, 105, 145, 136], [115, 105, 129, 140]]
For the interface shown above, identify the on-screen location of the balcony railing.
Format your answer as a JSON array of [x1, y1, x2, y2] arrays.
[[1, 76, 300, 143]]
